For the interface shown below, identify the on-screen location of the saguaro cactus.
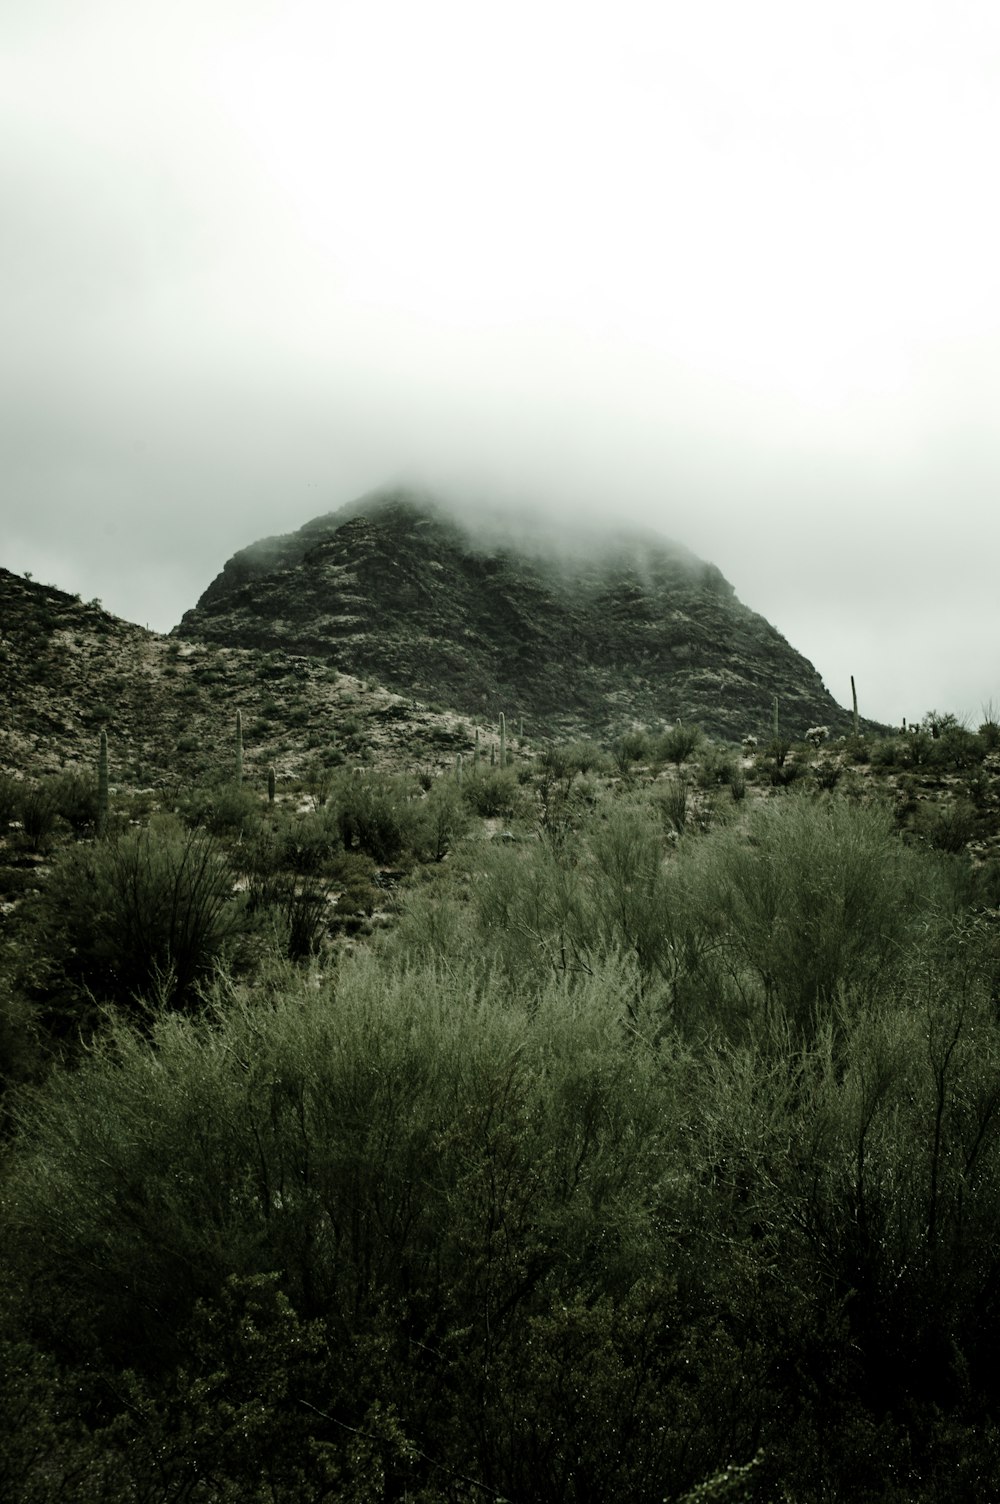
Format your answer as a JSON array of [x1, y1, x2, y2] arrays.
[[499, 712, 507, 769], [97, 728, 109, 837], [455, 753, 463, 784], [235, 709, 244, 786], [267, 766, 276, 806], [772, 697, 779, 741], [851, 675, 859, 737]]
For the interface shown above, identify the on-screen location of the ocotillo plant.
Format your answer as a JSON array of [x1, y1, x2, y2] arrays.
[[235, 709, 243, 786], [97, 728, 109, 837], [851, 675, 859, 737], [499, 712, 507, 769]]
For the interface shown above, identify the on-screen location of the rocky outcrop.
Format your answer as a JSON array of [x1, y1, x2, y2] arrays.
[[174, 488, 851, 741]]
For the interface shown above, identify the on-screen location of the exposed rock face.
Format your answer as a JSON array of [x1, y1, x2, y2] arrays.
[[174, 488, 850, 740]]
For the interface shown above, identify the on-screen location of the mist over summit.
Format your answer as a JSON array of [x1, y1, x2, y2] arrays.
[[175, 487, 850, 740]]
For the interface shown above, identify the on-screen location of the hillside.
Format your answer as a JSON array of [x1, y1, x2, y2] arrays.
[[174, 488, 853, 740], [0, 567, 476, 788]]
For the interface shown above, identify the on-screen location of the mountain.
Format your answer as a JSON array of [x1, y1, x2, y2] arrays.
[[0, 566, 474, 785], [174, 488, 851, 741]]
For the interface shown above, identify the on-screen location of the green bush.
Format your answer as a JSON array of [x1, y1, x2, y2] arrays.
[[48, 771, 99, 833], [411, 776, 470, 862], [461, 766, 524, 819], [176, 782, 262, 838], [657, 721, 703, 768], [17, 782, 59, 852], [681, 793, 946, 1036], [0, 773, 19, 830], [2, 955, 732, 1499], [326, 770, 420, 862], [26, 825, 247, 1023]]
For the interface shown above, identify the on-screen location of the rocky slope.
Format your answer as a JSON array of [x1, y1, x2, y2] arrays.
[[175, 488, 852, 740], [0, 568, 476, 788]]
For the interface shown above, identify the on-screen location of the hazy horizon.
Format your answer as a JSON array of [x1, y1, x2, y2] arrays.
[[4, 1, 1000, 726]]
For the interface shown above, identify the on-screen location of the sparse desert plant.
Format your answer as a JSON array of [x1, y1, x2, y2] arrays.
[[813, 756, 842, 791], [327, 769, 421, 862], [412, 777, 470, 862], [37, 769, 99, 835], [177, 782, 262, 839], [28, 825, 247, 1021], [658, 721, 702, 768], [693, 743, 739, 789], [681, 793, 945, 1035], [461, 766, 524, 819], [915, 797, 979, 854], [17, 782, 59, 852], [0, 774, 20, 833], [653, 778, 689, 834]]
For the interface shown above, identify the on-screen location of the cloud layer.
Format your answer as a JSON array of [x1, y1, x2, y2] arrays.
[[4, 0, 1000, 724]]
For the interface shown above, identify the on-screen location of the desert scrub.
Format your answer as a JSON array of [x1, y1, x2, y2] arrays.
[[1, 952, 724, 1500], [678, 792, 951, 1038], [325, 769, 422, 863], [176, 782, 262, 839], [25, 824, 247, 1024], [460, 767, 525, 819], [17, 782, 60, 852], [655, 721, 703, 769]]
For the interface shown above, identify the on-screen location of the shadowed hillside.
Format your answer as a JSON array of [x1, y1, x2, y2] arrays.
[[174, 488, 853, 740]]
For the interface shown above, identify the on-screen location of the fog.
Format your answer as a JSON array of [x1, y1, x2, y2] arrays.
[[4, 0, 1000, 727]]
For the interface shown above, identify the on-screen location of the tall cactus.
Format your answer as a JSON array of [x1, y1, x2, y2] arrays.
[[267, 765, 276, 806], [235, 709, 244, 786], [97, 727, 109, 837], [499, 712, 507, 769], [851, 675, 859, 737], [455, 753, 463, 784]]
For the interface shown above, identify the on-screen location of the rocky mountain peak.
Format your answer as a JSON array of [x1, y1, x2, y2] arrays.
[[175, 487, 850, 740]]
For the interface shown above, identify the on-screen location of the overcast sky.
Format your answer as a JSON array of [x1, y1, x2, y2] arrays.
[[4, 0, 999, 727]]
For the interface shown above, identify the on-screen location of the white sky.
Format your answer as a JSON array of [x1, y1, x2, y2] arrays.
[[3, 0, 1000, 726]]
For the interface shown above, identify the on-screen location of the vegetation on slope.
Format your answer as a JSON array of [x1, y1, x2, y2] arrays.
[[3, 676, 1000, 1499]]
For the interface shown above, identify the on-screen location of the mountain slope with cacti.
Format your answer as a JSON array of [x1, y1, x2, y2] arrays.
[[173, 487, 855, 741], [0, 567, 476, 788]]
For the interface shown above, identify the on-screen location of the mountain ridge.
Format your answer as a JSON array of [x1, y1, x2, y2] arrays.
[[175, 487, 853, 740]]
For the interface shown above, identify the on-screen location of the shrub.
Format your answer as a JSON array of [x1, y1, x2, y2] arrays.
[[411, 777, 470, 862], [694, 744, 739, 789], [657, 722, 703, 768], [28, 826, 246, 1022], [682, 794, 945, 1036], [461, 767, 524, 819], [0, 774, 21, 831], [540, 738, 611, 781], [48, 770, 98, 833], [177, 783, 262, 838], [2, 956, 715, 1498], [915, 798, 979, 854], [327, 770, 420, 862], [17, 783, 59, 852]]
